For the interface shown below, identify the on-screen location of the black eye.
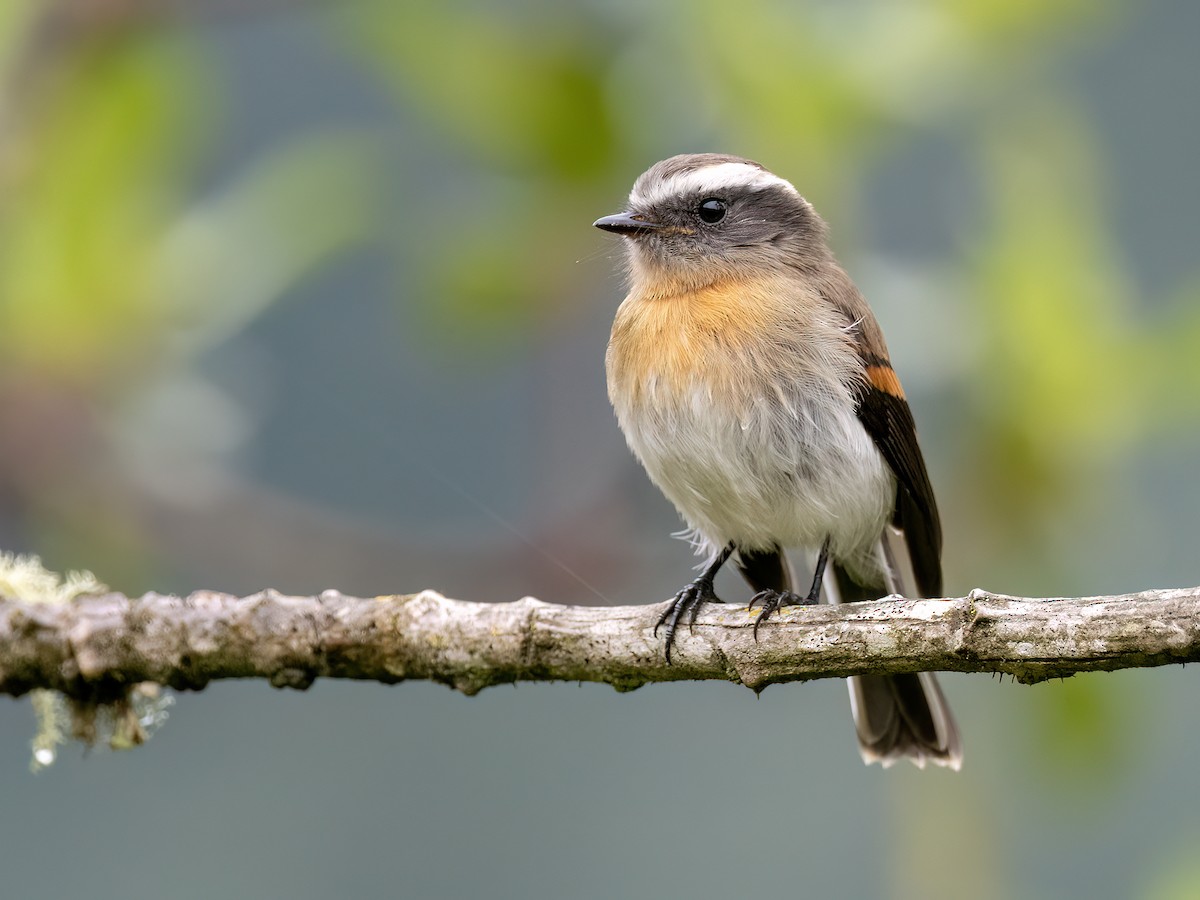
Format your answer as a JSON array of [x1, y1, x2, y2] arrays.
[[697, 198, 726, 224]]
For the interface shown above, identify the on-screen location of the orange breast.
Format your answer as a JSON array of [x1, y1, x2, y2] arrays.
[[607, 276, 791, 407]]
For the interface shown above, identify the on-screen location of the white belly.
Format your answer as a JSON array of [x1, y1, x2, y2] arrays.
[[614, 376, 895, 581]]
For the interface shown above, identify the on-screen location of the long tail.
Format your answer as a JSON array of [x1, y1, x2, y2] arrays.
[[736, 540, 962, 770], [830, 530, 961, 770]]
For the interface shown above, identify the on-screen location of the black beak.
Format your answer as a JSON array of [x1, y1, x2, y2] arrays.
[[593, 212, 664, 236]]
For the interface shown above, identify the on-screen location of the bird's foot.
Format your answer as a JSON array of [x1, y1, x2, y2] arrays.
[[748, 589, 819, 640], [654, 577, 724, 664]]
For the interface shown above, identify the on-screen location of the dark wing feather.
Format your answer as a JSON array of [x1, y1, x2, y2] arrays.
[[853, 378, 943, 598]]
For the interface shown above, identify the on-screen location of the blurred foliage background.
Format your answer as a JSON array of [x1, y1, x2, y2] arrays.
[[2, 1, 1199, 898]]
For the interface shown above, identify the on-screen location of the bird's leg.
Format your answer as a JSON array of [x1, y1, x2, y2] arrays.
[[803, 536, 831, 603], [654, 542, 733, 664], [749, 536, 829, 639]]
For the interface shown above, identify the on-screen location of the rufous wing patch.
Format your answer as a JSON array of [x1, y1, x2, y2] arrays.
[[865, 363, 905, 399]]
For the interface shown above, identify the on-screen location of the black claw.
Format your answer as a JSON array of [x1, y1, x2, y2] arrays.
[[654, 543, 735, 664], [751, 536, 830, 639], [656, 578, 723, 664], [750, 589, 818, 640]]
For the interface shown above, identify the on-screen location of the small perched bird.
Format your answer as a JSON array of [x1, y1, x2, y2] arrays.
[[595, 153, 961, 769]]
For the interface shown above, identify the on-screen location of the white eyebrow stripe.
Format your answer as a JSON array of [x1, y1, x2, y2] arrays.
[[631, 162, 799, 208]]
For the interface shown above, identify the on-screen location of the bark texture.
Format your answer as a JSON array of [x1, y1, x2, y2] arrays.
[[1, 586, 1198, 700]]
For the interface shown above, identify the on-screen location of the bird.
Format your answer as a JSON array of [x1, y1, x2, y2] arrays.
[[594, 153, 962, 769]]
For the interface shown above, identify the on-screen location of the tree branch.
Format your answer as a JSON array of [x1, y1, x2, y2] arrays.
[[2, 585, 1198, 700]]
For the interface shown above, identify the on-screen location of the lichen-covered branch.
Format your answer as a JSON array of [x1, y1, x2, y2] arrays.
[[1, 585, 1199, 700]]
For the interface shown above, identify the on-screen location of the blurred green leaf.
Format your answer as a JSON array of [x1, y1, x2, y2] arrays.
[[960, 101, 1145, 539], [347, 0, 616, 178], [0, 27, 380, 385], [0, 31, 206, 375], [154, 131, 383, 360], [0, 0, 39, 72], [0, 11, 381, 585], [1024, 675, 1134, 782], [1144, 840, 1200, 900]]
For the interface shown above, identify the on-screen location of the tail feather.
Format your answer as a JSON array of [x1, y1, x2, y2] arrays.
[[831, 556, 962, 770], [736, 540, 961, 770]]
